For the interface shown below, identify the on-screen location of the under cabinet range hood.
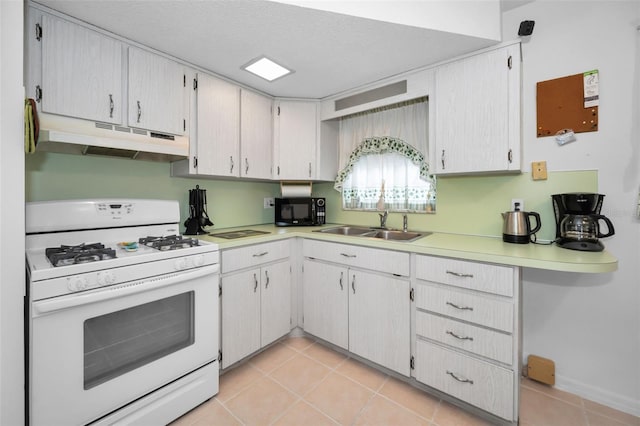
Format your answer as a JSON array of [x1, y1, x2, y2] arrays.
[[35, 114, 189, 162]]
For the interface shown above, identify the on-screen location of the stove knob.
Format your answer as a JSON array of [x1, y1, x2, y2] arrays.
[[104, 271, 116, 285], [68, 277, 86, 291], [174, 258, 187, 271]]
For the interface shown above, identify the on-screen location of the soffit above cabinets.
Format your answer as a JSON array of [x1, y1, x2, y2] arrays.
[[32, 0, 502, 99]]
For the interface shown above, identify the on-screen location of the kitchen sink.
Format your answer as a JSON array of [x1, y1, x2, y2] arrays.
[[315, 226, 373, 236], [315, 226, 428, 242], [364, 229, 427, 242]]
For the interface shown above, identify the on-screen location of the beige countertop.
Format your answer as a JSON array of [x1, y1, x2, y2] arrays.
[[198, 224, 618, 274]]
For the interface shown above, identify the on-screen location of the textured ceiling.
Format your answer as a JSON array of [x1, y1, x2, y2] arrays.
[[33, 0, 502, 99]]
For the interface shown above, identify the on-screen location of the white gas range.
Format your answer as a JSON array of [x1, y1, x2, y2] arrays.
[[26, 199, 220, 426]]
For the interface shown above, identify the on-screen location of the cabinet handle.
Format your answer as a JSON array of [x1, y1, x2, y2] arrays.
[[264, 270, 270, 289], [446, 371, 474, 385], [136, 101, 141, 123], [340, 253, 356, 258], [252, 251, 268, 257], [253, 273, 258, 293], [446, 270, 474, 278], [109, 94, 114, 118], [446, 330, 474, 341], [277, 166, 280, 176], [351, 275, 356, 294], [308, 162, 312, 177], [245, 158, 249, 174], [230, 156, 234, 174], [446, 301, 474, 311], [339, 272, 344, 290], [508, 148, 513, 164], [441, 149, 445, 169]]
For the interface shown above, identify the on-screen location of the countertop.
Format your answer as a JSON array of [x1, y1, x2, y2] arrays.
[[198, 224, 618, 274]]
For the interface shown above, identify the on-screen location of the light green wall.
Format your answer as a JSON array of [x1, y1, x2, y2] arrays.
[[314, 171, 598, 241], [26, 152, 597, 241], [25, 152, 281, 229]]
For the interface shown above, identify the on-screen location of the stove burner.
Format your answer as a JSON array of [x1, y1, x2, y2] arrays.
[[138, 235, 200, 251], [45, 243, 117, 267]]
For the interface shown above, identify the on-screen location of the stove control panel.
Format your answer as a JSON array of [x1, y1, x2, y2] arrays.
[[96, 202, 134, 217]]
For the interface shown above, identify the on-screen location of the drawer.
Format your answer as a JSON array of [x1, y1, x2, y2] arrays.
[[416, 311, 513, 365], [416, 255, 515, 297], [303, 239, 409, 276], [221, 240, 290, 273], [415, 340, 515, 421], [415, 283, 513, 332]]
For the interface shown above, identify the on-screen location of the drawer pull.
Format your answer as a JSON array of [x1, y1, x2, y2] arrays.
[[340, 253, 357, 258], [446, 330, 474, 341], [446, 270, 474, 278], [446, 301, 474, 311], [446, 371, 474, 385], [252, 251, 268, 257]]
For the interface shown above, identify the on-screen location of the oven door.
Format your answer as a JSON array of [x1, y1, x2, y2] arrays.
[[29, 264, 219, 426]]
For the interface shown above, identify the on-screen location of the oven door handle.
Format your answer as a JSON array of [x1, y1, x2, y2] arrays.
[[33, 264, 220, 315]]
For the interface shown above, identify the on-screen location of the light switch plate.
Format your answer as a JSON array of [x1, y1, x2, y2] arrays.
[[532, 161, 548, 180]]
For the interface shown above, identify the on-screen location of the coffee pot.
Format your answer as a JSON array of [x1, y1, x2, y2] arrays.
[[501, 203, 541, 244], [551, 193, 615, 251], [558, 214, 614, 251]]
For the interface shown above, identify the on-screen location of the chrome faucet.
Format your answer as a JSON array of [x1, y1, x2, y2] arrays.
[[378, 210, 388, 228], [403, 214, 408, 232]]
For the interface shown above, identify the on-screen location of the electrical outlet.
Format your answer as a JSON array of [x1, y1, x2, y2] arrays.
[[263, 197, 274, 209], [532, 161, 548, 180], [511, 198, 524, 211]]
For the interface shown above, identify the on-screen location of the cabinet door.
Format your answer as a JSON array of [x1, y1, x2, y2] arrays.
[[260, 261, 292, 347], [434, 45, 520, 174], [349, 270, 411, 376], [41, 14, 122, 124], [128, 46, 185, 135], [221, 268, 261, 369], [274, 101, 317, 180], [302, 260, 348, 349], [195, 73, 240, 176], [241, 90, 273, 179]]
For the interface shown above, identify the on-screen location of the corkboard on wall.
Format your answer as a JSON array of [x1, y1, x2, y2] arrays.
[[536, 72, 599, 137]]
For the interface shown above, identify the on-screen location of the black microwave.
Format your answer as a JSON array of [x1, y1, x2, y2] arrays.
[[275, 197, 325, 226]]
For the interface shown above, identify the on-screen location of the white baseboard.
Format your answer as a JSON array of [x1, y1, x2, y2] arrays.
[[555, 374, 640, 418]]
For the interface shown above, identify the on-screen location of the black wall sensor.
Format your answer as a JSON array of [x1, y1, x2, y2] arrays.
[[518, 20, 535, 36]]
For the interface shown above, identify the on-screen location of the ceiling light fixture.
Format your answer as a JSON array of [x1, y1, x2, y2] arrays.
[[242, 56, 293, 82]]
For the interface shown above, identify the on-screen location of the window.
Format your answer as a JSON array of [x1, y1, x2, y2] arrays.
[[334, 100, 436, 213]]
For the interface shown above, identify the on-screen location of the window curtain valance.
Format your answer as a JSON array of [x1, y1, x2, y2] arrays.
[[334, 136, 432, 191]]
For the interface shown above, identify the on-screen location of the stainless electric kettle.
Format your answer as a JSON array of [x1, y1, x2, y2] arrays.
[[501, 203, 541, 244]]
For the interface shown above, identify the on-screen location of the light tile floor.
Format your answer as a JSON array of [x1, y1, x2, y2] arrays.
[[172, 336, 640, 426]]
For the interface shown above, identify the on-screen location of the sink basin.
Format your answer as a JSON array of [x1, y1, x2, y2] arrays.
[[315, 226, 428, 242], [364, 229, 428, 242], [315, 226, 373, 236]]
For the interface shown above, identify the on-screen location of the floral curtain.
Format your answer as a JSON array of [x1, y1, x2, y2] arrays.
[[334, 99, 435, 213], [334, 137, 436, 212]]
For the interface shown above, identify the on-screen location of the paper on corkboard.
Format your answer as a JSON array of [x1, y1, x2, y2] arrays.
[[536, 72, 599, 137]]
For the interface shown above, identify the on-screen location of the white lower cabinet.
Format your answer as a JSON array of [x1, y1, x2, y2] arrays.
[[414, 254, 520, 421], [415, 340, 514, 420], [302, 240, 411, 376], [220, 241, 291, 369]]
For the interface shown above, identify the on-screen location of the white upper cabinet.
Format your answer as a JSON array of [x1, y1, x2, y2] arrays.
[[194, 73, 240, 176], [240, 90, 273, 179], [273, 100, 318, 180], [128, 46, 186, 135], [432, 43, 521, 175], [40, 14, 123, 124]]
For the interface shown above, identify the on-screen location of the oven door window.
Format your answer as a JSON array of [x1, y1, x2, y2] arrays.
[[84, 291, 194, 390]]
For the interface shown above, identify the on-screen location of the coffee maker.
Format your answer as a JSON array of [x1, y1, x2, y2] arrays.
[[551, 193, 615, 251]]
